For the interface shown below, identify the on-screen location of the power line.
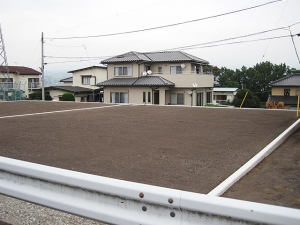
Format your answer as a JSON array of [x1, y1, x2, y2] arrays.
[[164, 26, 293, 51], [45, 34, 297, 64], [47, 0, 282, 40], [176, 34, 293, 50]]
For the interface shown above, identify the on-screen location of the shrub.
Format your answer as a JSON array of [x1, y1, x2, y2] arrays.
[[61, 92, 75, 101], [232, 89, 260, 108], [29, 91, 52, 100]]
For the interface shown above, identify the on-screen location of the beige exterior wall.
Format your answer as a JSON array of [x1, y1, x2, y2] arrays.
[[103, 87, 153, 105], [1, 73, 40, 98], [107, 62, 214, 88], [103, 87, 212, 106], [72, 67, 107, 89], [48, 89, 65, 101], [272, 87, 300, 96], [48, 89, 91, 102], [104, 62, 214, 106]]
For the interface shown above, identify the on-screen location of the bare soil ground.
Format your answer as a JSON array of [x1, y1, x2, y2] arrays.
[[0, 101, 299, 211]]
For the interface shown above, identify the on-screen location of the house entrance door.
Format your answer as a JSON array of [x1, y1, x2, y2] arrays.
[[154, 91, 159, 104], [196, 92, 203, 106]]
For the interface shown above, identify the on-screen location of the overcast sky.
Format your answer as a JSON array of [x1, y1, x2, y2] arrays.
[[1, 0, 300, 78]]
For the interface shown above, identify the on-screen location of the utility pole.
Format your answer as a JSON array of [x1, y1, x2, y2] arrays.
[[41, 32, 45, 101]]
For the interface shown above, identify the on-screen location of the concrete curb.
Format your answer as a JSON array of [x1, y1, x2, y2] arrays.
[[208, 118, 300, 196]]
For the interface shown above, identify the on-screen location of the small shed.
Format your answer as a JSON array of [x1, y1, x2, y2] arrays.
[[213, 87, 238, 104]]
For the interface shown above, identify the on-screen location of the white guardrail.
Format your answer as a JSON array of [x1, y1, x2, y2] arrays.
[[0, 157, 300, 225]]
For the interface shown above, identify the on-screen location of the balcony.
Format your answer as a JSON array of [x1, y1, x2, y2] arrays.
[[0, 82, 19, 90], [28, 82, 41, 89]]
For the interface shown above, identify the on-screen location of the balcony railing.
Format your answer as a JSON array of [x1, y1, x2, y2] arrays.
[[28, 82, 41, 89], [148, 71, 213, 75], [0, 82, 21, 90]]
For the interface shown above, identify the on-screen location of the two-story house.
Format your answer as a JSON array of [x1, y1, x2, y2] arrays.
[[46, 65, 107, 102], [97, 51, 214, 106], [0, 66, 41, 101], [269, 73, 300, 109]]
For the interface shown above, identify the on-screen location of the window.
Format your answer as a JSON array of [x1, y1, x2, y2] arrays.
[[145, 65, 151, 71], [171, 93, 184, 105], [82, 76, 90, 85], [148, 92, 151, 103], [206, 92, 212, 103], [1, 78, 13, 88], [284, 89, 290, 96], [114, 66, 132, 76], [158, 67, 162, 74], [143, 92, 146, 102], [111, 92, 128, 103], [170, 66, 182, 74]]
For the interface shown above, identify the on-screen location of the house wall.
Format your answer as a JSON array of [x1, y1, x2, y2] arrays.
[[213, 92, 236, 104], [72, 67, 107, 89], [63, 81, 73, 86], [103, 87, 153, 105], [1, 73, 40, 98], [48, 89, 66, 101], [103, 87, 212, 106], [272, 87, 300, 96], [48, 89, 91, 102]]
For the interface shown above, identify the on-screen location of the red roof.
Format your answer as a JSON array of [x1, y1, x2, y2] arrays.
[[0, 66, 41, 75]]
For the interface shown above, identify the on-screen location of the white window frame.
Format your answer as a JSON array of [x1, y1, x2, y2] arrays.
[[158, 67, 163, 74], [82, 76, 90, 85], [114, 66, 132, 76], [110, 92, 129, 103], [170, 93, 184, 105], [170, 66, 182, 74]]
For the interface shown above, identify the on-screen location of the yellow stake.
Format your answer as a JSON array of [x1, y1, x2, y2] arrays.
[[240, 91, 248, 108], [297, 95, 300, 117]]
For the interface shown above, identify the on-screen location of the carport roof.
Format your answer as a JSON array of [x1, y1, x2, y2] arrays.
[[97, 76, 175, 87], [45, 86, 102, 93]]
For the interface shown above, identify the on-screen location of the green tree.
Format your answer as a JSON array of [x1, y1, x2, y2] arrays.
[[218, 62, 297, 102], [61, 92, 75, 101], [232, 89, 260, 108]]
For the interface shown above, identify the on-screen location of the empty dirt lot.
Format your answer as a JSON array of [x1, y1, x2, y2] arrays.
[[0, 101, 299, 224]]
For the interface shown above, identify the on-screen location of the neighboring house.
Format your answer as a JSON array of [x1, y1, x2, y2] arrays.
[[45, 86, 101, 102], [97, 51, 214, 106], [46, 66, 107, 102], [0, 66, 41, 100], [59, 77, 73, 85], [269, 73, 300, 109], [213, 87, 238, 104]]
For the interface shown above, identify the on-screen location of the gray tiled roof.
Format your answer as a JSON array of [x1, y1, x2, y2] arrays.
[[269, 74, 300, 86], [102, 51, 209, 64], [59, 77, 73, 82], [68, 65, 107, 73], [97, 76, 174, 87], [45, 86, 100, 93]]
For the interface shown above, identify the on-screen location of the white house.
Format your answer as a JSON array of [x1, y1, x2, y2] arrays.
[[46, 65, 107, 102], [98, 51, 214, 106], [0, 66, 41, 100]]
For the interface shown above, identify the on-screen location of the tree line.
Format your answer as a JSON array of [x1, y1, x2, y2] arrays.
[[205, 62, 300, 102]]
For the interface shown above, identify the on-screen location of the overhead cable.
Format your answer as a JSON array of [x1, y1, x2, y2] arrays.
[[46, 0, 282, 40]]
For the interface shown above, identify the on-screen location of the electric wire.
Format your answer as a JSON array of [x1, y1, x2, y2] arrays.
[[260, 0, 289, 62], [45, 34, 297, 64], [46, 0, 282, 40]]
